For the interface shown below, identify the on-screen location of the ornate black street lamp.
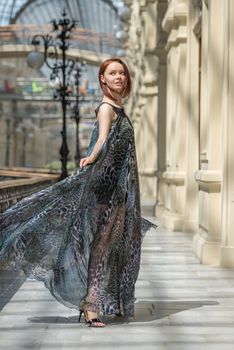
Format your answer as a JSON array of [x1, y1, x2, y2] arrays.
[[27, 10, 80, 180]]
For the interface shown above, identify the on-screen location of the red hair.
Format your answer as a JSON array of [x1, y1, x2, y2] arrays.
[[98, 57, 132, 100]]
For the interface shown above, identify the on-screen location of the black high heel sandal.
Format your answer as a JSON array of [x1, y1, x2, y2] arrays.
[[78, 309, 106, 327], [78, 310, 83, 323]]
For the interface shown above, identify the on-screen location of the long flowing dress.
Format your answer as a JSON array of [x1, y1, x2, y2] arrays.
[[0, 102, 156, 317]]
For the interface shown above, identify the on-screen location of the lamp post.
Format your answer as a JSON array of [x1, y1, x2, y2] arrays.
[[27, 10, 79, 180], [70, 62, 86, 167]]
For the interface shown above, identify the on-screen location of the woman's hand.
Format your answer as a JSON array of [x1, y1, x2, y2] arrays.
[[79, 155, 95, 168], [79, 103, 113, 170]]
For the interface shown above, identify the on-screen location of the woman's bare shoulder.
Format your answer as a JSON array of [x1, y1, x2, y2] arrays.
[[97, 103, 116, 122]]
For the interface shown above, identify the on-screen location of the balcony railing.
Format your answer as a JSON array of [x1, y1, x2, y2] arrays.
[[0, 167, 59, 213]]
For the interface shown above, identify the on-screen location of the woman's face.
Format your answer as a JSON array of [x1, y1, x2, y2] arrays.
[[101, 62, 127, 95]]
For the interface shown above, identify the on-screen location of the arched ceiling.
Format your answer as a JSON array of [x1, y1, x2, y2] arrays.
[[0, 0, 125, 83], [0, 0, 28, 25], [0, 0, 123, 55]]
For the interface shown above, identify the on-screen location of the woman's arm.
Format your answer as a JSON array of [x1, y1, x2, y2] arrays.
[[79, 104, 115, 168]]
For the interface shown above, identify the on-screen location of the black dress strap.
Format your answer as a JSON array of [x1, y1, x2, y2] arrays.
[[95, 101, 123, 115]]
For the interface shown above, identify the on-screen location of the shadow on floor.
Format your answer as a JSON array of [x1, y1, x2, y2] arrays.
[[0, 270, 26, 311], [28, 300, 219, 325]]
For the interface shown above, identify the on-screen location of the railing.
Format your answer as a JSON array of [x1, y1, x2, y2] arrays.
[[0, 168, 59, 213]]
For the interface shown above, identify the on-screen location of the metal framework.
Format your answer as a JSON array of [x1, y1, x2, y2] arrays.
[[0, 0, 122, 62]]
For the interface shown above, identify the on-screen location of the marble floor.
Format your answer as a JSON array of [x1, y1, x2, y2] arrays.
[[1, 218, 234, 349]]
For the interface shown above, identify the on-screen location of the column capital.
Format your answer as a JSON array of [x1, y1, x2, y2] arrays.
[[162, 0, 187, 33], [165, 25, 187, 51], [139, 84, 158, 97]]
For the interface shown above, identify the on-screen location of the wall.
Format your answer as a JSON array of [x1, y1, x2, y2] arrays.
[[125, 0, 234, 266]]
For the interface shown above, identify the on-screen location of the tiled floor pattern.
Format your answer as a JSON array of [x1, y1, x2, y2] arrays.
[[1, 218, 234, 349]]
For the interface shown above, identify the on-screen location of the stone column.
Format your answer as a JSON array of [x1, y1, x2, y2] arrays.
[[182, 0, 200, 232], [138, 0, 158, 203], [219, 0, 234, 267], [124, 0, 158, 207], [155, 0, 168, 217], [193, 0, 224, 264], [162, 0, 188, 230]]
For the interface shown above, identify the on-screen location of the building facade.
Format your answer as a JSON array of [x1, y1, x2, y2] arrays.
[[125, 0, 234, 267]]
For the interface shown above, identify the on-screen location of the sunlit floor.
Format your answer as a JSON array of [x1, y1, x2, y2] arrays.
[[1, 219, 234, 350]]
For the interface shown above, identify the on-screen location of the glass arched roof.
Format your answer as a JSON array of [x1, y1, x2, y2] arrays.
[[0, 0, 126, 85], [0, 0, 29, 25], [0, 0, 124, 55]]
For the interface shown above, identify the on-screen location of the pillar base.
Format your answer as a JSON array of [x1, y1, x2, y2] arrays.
[[164, 212, 184, 231], [219, 246, 234, 267], [183, 219, 198, 233], [155, 204, 165, 218], [193, 233, 220, 265]]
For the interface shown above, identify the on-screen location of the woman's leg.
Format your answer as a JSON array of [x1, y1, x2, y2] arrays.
[[81, 206, 125, 322]]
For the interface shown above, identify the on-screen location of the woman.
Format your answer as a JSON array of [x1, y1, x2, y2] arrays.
[[0, 58, 156, 327]]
